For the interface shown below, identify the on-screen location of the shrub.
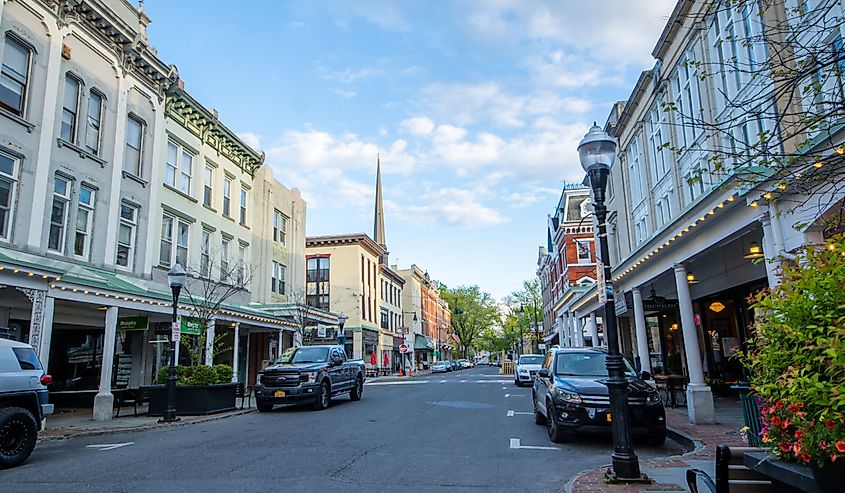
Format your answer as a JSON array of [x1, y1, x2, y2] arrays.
[[744, 234, 845, 466], [156, 364, 234, 386]]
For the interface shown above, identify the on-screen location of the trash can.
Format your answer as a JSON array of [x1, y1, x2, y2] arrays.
[[733, 383, 763, 446]]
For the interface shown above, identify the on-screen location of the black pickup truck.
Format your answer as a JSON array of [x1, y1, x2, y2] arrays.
[[255, 345, 366, 412]]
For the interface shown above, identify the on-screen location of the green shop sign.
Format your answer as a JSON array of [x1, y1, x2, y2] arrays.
[[180, 317, 203, 335], [118, 316, 148, 331]]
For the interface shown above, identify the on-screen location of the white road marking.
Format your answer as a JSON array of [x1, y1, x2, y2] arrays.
[[509, 438, 558, 451], [86, 442, 134, 451], [366, 381, 429, 385], [502, 386, 507, 390], [507, 410, 532, 416], [505, 394, 526, 398], [460, 379, 467, 383], [507, 410, 514, 416], [504, 393, 510, 398], [439, 379, 448, 383]]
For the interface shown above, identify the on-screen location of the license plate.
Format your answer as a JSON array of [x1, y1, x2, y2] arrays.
[[607, 413, 612, 422], [274, 391, 286, 397]]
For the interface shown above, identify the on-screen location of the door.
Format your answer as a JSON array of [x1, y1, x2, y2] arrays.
[[327, 349, 349, 391], [534, 351, 554, 415]]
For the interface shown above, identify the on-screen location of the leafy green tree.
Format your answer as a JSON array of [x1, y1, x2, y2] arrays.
[[505, 278, 543, 352], [440, 285, 500, 358]]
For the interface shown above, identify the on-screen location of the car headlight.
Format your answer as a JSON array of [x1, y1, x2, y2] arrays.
[[646, 392, 661, 406], [552, 387, 582, 403], [301, 371, 318, 383]]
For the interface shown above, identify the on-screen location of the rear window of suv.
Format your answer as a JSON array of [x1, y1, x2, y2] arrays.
[[12, 347, 43, 371]]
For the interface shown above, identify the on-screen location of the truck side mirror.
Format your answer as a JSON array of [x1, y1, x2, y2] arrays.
[[641, 371, 652, 380]]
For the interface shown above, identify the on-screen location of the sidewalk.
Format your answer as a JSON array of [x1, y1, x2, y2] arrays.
[[39, 404, 256, 440], [568, 396, 747, 493]]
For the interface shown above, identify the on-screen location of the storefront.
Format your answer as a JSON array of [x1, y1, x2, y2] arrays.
[[414, 334, 434, 370], [362, 328, 379, 368]]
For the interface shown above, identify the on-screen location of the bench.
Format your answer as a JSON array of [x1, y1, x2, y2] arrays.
[[114, 387, 151, 418], [235, 382, 252, 410], [686, 445, 773, 493]]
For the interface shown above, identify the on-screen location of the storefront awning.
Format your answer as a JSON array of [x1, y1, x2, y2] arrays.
[[414, 334, 434, 350]]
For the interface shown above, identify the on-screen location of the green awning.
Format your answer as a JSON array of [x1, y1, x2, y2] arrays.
[[414, 334, 434, 350]]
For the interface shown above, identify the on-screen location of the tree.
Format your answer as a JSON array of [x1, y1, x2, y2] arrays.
[[178, 251, 255, 366], [660, 0, 844, 233], [440, 285, 500, 358], [505, 278, 543, 351]]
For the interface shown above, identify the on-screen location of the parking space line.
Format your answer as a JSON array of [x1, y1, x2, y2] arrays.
[[509, 438, 557, 451], [507, 410, 532, 416]]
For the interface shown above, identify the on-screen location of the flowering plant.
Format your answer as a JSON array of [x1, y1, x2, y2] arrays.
[[743, 235, 845, 467]]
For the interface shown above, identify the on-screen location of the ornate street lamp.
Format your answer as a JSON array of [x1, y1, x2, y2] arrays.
[[336, 312, 348, 350], [578, 124, 643, 481], [162, 263, 186, 423]]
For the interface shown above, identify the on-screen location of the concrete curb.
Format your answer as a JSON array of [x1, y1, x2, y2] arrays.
[[38, 408, 256, 441], [563, 426, 701, 493]]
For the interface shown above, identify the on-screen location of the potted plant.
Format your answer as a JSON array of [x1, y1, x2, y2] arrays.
[[744, 235, 845, 492], [148, 364, 237, 415]]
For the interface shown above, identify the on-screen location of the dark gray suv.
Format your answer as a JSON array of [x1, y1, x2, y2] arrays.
[[532, 348, 666, 445], [0, 338, 53, 468]]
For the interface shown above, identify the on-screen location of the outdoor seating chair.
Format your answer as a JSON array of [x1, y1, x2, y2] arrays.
[[686, 445, 772, 493], [114, 386, 150, 418], [235, 382, 252, 409]]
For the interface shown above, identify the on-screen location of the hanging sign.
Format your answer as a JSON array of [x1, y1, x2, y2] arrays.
[[180, 317, 203, 335]]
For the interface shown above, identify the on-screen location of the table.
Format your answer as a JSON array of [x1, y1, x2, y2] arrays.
[[743, 450, 821, 493], [654, 375, 687, 408]]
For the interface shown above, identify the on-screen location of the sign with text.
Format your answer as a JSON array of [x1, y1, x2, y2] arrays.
[[118, 316, 148, 331], [171, 322, 180, 342], [399, 343, 409, 353], [180, 317, 203, 335]]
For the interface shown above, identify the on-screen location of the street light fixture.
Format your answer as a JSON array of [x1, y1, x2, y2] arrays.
[[336, 312, 348, 350], [578, 123, 644, 482], [162, 263, 186, 423]]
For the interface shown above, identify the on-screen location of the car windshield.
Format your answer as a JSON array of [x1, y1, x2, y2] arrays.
[[519, 355, 544, 365], [277, 347, 329, 364], [554, 352, 636, 377]]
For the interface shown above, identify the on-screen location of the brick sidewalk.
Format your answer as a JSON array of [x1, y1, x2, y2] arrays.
[[569, 406, 746, 493]]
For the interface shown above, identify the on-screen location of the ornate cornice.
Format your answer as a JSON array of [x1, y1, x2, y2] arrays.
[[43, 0, 173, 97], [165, 85, 264, 177]]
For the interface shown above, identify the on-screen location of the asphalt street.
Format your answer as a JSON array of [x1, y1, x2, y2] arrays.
[[2, 366, 683, 493]]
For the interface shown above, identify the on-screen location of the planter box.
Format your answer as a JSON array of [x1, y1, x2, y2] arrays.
[[147, 383, 237, 416]]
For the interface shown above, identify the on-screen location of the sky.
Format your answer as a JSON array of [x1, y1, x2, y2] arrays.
[[143, 0, 676, 299]]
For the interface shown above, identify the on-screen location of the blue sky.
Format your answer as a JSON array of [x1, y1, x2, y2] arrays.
[[144, 0, 675, 299]]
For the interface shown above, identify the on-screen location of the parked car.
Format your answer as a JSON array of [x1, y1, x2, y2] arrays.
[[457, 359, 474, 369], [431, 361, 451, 373], [0, 338, 53, 469], [532, 348, 666, 445], [450, 360, 461, 371], [514, 354, 545, 387], [255, 345, 365, 412]]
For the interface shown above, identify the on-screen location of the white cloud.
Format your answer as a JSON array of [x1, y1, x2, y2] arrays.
[[237, 132, 261, 150], [400, 116, 435, 135], [333, 89, 357, 98], [401, 187, 507, 228]]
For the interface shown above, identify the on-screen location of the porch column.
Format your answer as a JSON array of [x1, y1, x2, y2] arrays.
[[205, 320, 215, 366], [572, 311, 582, 347], [631, 288, 652, 374], [93, 306, 119, 421], [17, 288, 54, 367], [567, 312, 578, 347], [589, 312, 600, 347], [673, 264, 714, 424], [231, 322, 240, 382], [760, 211, 783, 287]]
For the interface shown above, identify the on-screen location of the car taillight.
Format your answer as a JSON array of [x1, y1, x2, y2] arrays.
[[40, 374, 52, 385]]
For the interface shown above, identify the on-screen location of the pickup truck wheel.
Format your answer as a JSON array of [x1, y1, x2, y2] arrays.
[[0, 407, 38, 469], [256, 401, 274, 412], [349, 375, 364, 401], [313, 380, 331, 411]]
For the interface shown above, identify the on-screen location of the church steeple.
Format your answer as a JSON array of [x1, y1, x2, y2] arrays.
[[374, 154, 387, 263]]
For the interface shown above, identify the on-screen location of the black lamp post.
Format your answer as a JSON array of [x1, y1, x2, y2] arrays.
[[336, 313, 348, 352], [162, 263, 186, 423], [518, 305, 525, 358], [578, 123, 643, 481]]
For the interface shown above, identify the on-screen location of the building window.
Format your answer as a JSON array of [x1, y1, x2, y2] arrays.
[[200, 229, 211, 277], [0, 151, 19, 240], [222, 177, 232, 217], [165, 140, 193, 195], [237, 243, 247, 287], [0, 35, 32, 116], [124, 116, 144, 175], [60, 75, 80, 143], [203, 165, 213, 207], [73, 185, 95, 259], [576, 239, 592, 264], [221, 238, 230, 278], [159, 214, 189, 268], [48, 176, 71, 252], [684, 165, 706, 203], [84, 90, 103, 155], [306, 257, 330, 310], [272, 261, 286, 295], [239, 187, 248, 226], [626, 135, 645, 204], [380, 308, 389, 330], [273, 209, 287, 245], [647, 102, 670, 182], [116, 202, 137, 269]]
